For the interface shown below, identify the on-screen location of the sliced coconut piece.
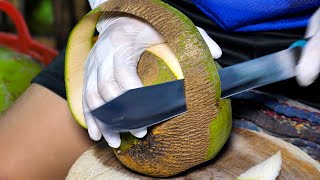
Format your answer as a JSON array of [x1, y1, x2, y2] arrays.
[[237, 151, 282, 180]]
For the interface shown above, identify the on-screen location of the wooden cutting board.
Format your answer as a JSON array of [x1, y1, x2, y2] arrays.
[[67, 129, 320, 179]]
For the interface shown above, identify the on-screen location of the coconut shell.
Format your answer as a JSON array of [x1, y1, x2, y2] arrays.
[[65, 0, 231, 177]]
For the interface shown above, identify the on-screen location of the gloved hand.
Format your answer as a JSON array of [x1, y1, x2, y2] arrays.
[[296, 7, 320, 86], [83, 12, 163, 148], [85, 1, 222, 148]]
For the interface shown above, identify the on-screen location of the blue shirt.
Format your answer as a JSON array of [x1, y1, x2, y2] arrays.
[[192, 0, 320, 32]]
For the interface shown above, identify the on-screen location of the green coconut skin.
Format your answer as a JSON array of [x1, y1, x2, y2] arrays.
[[0, 47, 42, 114]]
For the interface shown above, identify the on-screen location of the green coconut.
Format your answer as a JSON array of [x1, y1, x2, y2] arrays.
[[0, 47, 42, 114], [65, 0, 232, 177]]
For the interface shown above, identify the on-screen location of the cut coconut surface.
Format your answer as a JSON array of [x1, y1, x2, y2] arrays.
[[67, 129, 320, 179], [237, 151, 282, 180]]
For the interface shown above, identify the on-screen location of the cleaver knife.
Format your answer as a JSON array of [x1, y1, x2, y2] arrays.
[[91, 40, 306, 132]]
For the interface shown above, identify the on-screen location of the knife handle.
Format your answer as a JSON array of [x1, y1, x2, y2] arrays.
[[289, 39, 309, 49]]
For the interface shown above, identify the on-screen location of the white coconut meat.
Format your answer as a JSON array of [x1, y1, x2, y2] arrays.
[[237, 151, 282, 180]]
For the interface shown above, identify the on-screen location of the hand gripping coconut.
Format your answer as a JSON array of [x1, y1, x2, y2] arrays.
[[65, 0, 232, 177]]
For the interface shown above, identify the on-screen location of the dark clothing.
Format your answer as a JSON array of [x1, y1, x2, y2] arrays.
[[32, 0, 320, 108], [32, 49, 66, 99]]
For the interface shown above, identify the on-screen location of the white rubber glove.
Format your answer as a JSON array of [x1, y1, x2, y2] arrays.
[[85, 2, 222, 148], [296, 7, 320, 86], [88, 0, 107, 9], [83, 13, 165, 148]]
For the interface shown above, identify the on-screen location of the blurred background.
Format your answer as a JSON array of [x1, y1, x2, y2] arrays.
[[0, 0, 91, 114], [1, 0, 91, 50]]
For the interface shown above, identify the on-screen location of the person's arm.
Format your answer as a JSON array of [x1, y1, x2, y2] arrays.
[[0, 84, 94, 179]]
